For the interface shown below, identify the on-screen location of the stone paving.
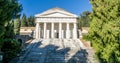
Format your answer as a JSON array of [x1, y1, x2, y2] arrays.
[[17, 39, 98, 63]]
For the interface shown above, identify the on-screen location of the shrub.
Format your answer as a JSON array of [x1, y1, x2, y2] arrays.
[[1, 39, 21, 63], [82, 34, 89, 41]]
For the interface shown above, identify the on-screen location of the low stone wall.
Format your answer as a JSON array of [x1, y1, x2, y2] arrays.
[[14, 35, 33, 47]]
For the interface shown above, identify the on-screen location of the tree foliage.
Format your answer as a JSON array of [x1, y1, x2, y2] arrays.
[[1, 39, 21, 63], [21, 14, 35, 27], [0, 0, 22, 62], [4, 20, 15, 39], [14, 18, 21, 35], [0, 0, 22, 48], [21, 14, 28, 27], [88, 0, 120, 63], [27, 16, 35, 27], [78, 11, 91, 29]]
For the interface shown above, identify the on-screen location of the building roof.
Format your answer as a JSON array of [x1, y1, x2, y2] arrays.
[[35, 7, 78, 18]]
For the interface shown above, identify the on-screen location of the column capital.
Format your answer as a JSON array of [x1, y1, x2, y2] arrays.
[[74, 22, 77, 24], [43, 22, 47, 24], [59, 22, 62, 24], [36, 22, 39, 24], [52, 22, 54, 24]]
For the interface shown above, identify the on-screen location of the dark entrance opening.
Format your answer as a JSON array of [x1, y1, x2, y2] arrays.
[[56, 33, 59, 38], [18, 39, 22, 46]]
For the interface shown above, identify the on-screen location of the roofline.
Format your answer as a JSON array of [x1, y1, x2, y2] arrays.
[[35, 7, 78, 17]]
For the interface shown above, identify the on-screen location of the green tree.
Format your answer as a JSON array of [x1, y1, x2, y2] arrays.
[[0, 0, 22, 48], [88, 0, 120, 63], [78, 11, 91, 29], [27, 16, 35, 27], [14, 18, 21, 35], [21, 14, 28, 27], [4, 20, 15, 39], [0, 0, 22, 62], [1, 39, 21, 63], [2, 20, 22, 62]]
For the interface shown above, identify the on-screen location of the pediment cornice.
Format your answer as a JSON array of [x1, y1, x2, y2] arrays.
[[35, 7, 78, 18]]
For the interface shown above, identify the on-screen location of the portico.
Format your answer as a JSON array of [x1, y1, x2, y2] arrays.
[[35, 7, 79, 39]]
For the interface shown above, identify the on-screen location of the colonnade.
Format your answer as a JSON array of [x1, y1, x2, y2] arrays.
[[35, 22, 77, 39]]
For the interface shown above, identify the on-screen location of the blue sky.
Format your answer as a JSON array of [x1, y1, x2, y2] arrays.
[[19, 0, 92, 17]]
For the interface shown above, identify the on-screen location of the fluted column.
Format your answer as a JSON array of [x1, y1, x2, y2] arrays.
[[43, 22, 47, 39], [66, 23, 70, 39], [73, 23, 77, 39], [51, 22, 54, 38], [59, 23, 62, 39]]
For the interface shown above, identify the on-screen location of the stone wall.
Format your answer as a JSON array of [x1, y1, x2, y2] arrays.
[[14, 27, 35, 47]]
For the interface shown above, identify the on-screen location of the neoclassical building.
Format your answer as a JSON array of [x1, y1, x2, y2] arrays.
[[35, 7, 80, 39]]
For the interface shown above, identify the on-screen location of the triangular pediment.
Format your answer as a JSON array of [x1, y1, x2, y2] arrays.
[[35, 7, 78, 18], [40, 12, 73, 17]]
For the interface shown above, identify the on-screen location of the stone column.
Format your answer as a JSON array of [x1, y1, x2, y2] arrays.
[[73, 23, 77, 39], [43, 22, 47, 39], [46, 30, 50, 39], [62, 30, 64, 38], [38, 23, 41, 38], [51, 22, 54, 38], [78, 30, 82, 38], [35, 23, 39, 39], [59, 23, 62, 39], [66, 23, 70, 39]]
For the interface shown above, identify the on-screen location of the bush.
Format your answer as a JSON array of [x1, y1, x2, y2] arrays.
[[1, 39, 21, 63], [82, 34, 89, 41]]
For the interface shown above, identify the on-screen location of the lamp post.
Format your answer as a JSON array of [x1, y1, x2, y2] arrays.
[[0, 51, 3, 62]]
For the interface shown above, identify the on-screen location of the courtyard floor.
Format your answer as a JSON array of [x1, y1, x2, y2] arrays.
[[16, 39, 98, 63]]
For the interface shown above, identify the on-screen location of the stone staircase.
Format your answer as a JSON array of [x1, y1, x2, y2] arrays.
[[16, 39, 98, 63]]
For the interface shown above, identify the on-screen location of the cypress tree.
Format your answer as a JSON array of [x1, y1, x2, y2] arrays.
[[27, 16, 35, 27], [0, 0, 22, 48], [14, 18, 21, 35], [88, 0, 120, 63], [78, 11, 91, 28], [21, 14, 28, 27]]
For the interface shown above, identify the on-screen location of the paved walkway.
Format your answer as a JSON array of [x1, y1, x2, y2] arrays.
[[17, 39, 98, 63]]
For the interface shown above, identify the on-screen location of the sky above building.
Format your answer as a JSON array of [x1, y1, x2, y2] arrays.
[[19, 0, 92, 17]]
